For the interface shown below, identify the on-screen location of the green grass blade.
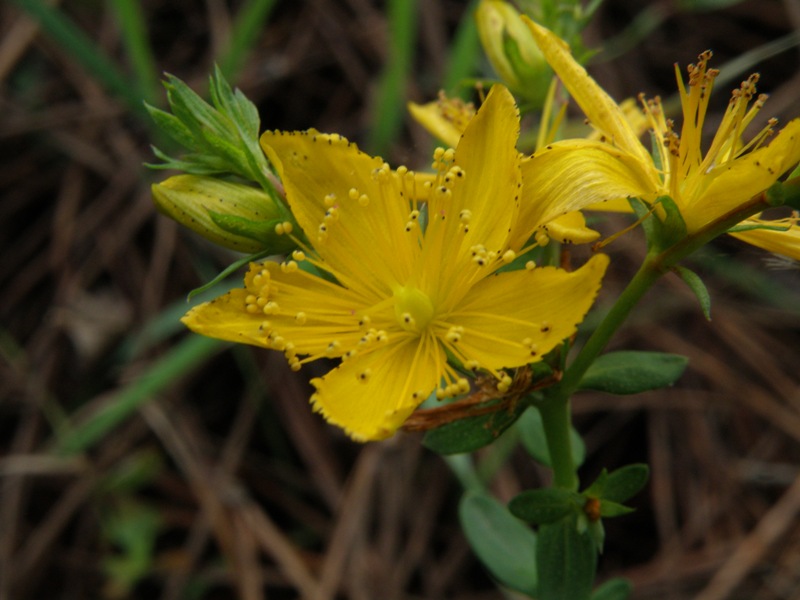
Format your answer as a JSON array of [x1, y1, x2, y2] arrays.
[[442, 0, 482, 95], [56, 336, 224, 456], [367, 0, 419, 155], [218, 0, 278, 80], [12, 0, 148, 118], [109, 0, 160, 105]]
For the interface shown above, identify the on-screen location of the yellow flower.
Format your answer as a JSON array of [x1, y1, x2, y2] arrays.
[[523, 18, 800, 234], [182, 85, 608, 441]]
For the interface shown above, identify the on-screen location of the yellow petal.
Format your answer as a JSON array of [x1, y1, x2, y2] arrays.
[[584, 197, 635, 213], [443, 254, 608, 370], [310, 335, 442, 441], [684, 119, 800, 231], [513, 140, 655, 247], [543, 211, 600, 245], [417, 85, 522, 306], [407, 99, 466, 148], [260, 131, 416, 298], [182, 262, 368, 356], [728, 218, 800, 261], [182, 287, 270, 348], [522, 18, 652, 167], [447, 84, 521, 256]]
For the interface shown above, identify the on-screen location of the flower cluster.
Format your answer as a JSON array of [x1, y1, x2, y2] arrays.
[[155, 14, 800, 443]]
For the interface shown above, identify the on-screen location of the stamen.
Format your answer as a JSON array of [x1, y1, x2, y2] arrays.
[[280, 260, 298, 273]]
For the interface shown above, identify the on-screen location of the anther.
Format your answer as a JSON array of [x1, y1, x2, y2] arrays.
[[295, 312, 307, 324], [281, 260, 298, 273]]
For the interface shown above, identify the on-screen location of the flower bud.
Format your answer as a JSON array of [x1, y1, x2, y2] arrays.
[[476, 0, 547, 103], [152, 175, 296, 253]]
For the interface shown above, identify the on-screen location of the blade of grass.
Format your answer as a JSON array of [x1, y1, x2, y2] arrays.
[[367, 0, 418, 155], [55, 335, 224, 456], [11, 0, 149, 118], [218, 0, 278, 80], [441, 0, 481, 95], [109, 0, 160, 105]]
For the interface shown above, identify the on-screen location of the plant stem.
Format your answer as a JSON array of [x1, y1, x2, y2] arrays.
[[537, 396, 578, 490]]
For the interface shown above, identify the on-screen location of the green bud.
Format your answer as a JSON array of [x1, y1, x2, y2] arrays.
[[476, 0, 548, 103], [152, 175, 297, 254]]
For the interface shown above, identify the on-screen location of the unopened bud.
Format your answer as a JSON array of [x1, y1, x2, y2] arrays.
[[152, 175, 296, 253], [476, 0, 547, 103]]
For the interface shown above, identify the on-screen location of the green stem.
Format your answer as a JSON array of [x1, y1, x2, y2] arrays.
[[536, 255, 662, 491], [537, 396, 578, 490]]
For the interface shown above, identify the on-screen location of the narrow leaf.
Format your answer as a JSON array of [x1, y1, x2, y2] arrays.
[[674, 265, 712, 320], [459, 492, 538, 596], [591, 578, 633, 600], [601, 463, 650, 504], [599, 500, 635, 518], [579, 351, 688, 395], [536, 515, 597, 600], [422, 400, 529, 455]]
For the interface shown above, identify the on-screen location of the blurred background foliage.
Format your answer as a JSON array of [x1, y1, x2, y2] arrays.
[[1, 0, 800, 598]]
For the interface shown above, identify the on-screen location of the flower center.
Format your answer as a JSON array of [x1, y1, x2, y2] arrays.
[[393, 286, 435, 333]]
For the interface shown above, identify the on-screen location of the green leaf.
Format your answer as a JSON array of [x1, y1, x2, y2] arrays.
[[579, 351, 688, 395], [599, 500, 634, 518], [536, 515, 597, 600], [591, 578, 633, 600], [186, 250, 271, 301], [674, 265, 712, 320], [459, 492, 538, 596], [517, 406, 586, 468], [601, 463, 650, 504], [509, 488, 581, 525], [422, 399, 529, 455]]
